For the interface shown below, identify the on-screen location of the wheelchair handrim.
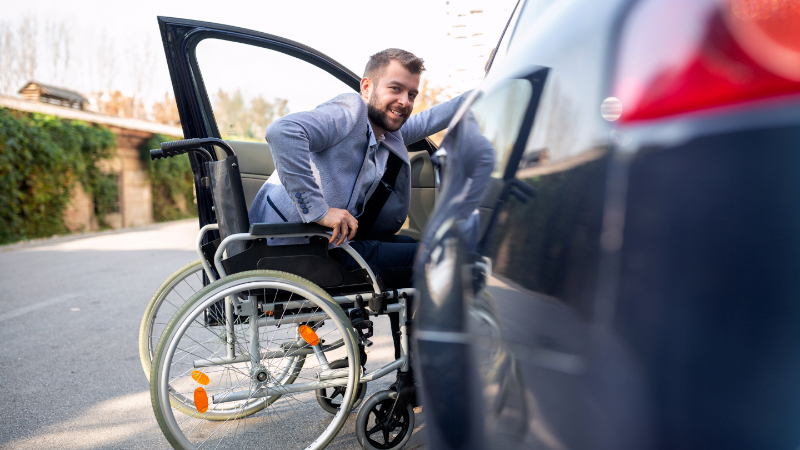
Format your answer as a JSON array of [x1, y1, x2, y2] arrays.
[[139, 260, 204, 380], [155, 276, 360, 450]]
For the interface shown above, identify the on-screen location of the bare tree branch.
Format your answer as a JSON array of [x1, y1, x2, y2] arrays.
[[0, 21, 17, 95], [17, 15, 37, 83]]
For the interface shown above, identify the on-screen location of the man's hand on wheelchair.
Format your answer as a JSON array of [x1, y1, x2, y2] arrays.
[[316, 207, 358, 245]]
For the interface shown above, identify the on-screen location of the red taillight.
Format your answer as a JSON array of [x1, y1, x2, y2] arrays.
[[614, 0, 800, 123]]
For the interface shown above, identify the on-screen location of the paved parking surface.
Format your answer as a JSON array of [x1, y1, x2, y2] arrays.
[[0, 220, 425, 449]]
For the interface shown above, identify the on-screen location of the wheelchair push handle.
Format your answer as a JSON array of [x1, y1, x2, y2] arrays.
[[162, 138, 203, 154], [149, 138, 235, 162]]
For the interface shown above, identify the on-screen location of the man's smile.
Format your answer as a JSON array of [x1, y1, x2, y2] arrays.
[[388, 107, 408, 119]]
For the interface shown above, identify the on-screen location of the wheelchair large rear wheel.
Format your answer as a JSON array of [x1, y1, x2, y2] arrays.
[[140, 261, 304, 405], [150, 270, 361, 450], [139, 260, 205, 380]]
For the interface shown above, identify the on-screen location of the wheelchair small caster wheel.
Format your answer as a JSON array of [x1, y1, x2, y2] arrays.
[[316, 358, 367, 414], [356, 389, 415, 450]]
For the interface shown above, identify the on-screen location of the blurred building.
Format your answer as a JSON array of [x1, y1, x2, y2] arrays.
[[0, 89, 182, 233], [445, 0, 518, 94], [19, 81, 88, 110]]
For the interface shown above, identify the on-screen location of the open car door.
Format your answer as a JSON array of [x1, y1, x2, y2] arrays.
[[157, 17, 437, 236]]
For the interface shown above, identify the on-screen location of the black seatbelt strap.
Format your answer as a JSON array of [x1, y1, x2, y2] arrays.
[[355, 153, 403, 240]]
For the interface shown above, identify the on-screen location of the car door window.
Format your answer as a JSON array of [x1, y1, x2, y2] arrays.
[[488, 0, 559, 73], [195, 38, 355, 141], [484, 81, 609, 323], [423, 75, 541, 252], [189, 37, 359, 208], [469, 79, 533, 178]]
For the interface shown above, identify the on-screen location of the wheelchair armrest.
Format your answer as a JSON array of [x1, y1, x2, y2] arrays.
[[249, 222, 330, 236]]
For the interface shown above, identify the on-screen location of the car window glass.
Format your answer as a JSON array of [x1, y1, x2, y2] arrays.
[[483, 74, 609, 322], [489, 0, 524, 71], [491, 0, 559, 70], [195, 38, 355, 141], [468, 79, 532, 178]]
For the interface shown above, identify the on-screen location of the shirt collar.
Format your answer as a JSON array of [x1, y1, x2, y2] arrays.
[[367, 122, 385, 148]]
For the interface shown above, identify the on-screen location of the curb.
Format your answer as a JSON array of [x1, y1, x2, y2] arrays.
[[0, 218, 199, 253]]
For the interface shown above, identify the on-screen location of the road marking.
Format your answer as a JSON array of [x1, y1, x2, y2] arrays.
[[0, 293, 79, 323]]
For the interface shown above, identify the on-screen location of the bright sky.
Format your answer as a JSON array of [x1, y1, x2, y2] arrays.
[[3, 0, 514, 110]]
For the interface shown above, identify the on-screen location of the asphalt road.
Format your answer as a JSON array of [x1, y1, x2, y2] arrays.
[[0, 220, 425, 450]]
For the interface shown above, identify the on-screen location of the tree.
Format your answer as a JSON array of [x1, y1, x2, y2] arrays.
[[212, 89, 288, 141], [151, 92, 181, 127], [45, 20, 72, 87], [17, 16, 37, 85], [94, 30, 117, 94], [0, 15, 39, 96], [0, 17, 75, 96], [94, 90, 145, 118], [412, 77, 451, 144], [0, 21, 16, 95], [128, 35, 156, 120]]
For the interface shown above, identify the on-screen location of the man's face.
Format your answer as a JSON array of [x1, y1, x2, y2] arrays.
[[363, 60, 420, 133]]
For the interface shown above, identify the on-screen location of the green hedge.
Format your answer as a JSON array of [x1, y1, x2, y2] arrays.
[[139, 134, 197, 222], [0, 107, 117, 244]]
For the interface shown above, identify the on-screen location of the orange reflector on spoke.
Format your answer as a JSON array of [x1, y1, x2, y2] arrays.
[[266, 310, 273, 316], [194, 387, 209, 413], [191, 370, 210, 385], [298, 324, 320, 346]]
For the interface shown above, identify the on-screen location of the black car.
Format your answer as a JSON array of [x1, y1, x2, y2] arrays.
[[413, 0, 800, 449]]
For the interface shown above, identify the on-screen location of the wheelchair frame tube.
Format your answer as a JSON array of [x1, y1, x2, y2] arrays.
[[248, 295, 260, 369], [259, 298, 405, 322], [212, 378, 350, 404], [252, 290, 413, 314], [399, 296, 410, 372], [195, 223, 219, 282], [226, 296, 235, 359], [213, 232, 382, 294], [211, 357, 407, 404], [361, 357, 406, 382], [194, 300, 407, 373], [194, 339, 344, 368]]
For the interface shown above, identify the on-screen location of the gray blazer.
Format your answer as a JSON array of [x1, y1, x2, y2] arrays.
[[249, 92, 467, 238]]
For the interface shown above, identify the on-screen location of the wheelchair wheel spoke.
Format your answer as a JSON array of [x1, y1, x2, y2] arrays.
[[141, 261, 207, 381], [367, 423, 382, 437], [331, 386, 344, 400], [152, 271, 361, 450]]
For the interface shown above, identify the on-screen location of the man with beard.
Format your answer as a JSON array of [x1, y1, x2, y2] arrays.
[[250, 48, 467, 294], [249, 48, 467, 360]]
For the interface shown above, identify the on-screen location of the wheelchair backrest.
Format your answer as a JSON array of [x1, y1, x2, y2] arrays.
[[204, 140, 274, 258], [207, 153, 250, 258]]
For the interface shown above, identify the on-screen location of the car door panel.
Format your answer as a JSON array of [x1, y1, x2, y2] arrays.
[[224, 141, 275, 209], [403, 149, 436, 240], [159, 16, 440, 234], [158, 17, 360, 229], [476, 177, 505, 241]]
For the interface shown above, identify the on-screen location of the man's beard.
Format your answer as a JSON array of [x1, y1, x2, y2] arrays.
[[367, 92, 410, 132]]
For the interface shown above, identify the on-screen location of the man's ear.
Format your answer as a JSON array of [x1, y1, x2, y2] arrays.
[[360, 77, 371, 100]]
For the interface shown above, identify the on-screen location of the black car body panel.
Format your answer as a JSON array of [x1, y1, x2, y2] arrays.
[[413, 0, 800, 448]]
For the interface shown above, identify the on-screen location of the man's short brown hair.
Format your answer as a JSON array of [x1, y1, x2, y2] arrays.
[[363, 48, 426, 81]]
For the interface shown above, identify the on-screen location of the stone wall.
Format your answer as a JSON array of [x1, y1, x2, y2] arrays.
[[63, 182, 97, 232], [109, 126, 153, 228], [64, 127, 154, 232], [0, 94, 183, 234]]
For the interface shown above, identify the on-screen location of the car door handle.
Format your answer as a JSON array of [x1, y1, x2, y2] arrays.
[[432, 147, 447, 186], [507, 179, 536, 203]]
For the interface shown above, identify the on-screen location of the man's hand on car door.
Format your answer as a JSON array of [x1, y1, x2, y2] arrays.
[[317, 208, 358, 245]]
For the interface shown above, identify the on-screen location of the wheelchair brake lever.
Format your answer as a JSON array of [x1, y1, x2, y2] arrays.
[[355, 295, 369, 320], [350, 296, 374, 347]]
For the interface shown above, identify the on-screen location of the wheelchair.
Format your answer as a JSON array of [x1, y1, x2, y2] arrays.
[[140, 138, 418, 450]]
